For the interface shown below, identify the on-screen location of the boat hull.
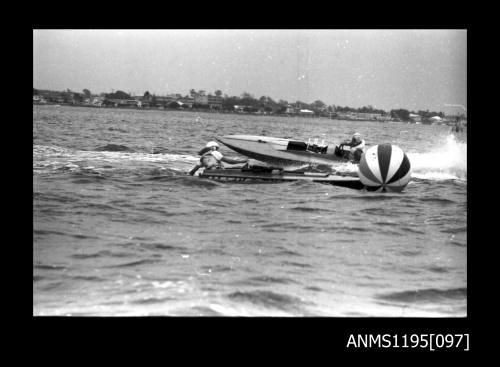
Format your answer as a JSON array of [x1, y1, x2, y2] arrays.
[[217, 135, 350, 168], [200, 168, 365, 190]]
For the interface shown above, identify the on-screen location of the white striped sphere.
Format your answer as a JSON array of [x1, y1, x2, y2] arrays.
[[358, 144, 411, 192]]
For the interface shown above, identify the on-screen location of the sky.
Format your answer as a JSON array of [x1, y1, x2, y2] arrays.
[[33, 29, 467, 113]]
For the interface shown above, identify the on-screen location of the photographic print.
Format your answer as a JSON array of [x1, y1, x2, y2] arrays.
[[33, 29, 467, 317]]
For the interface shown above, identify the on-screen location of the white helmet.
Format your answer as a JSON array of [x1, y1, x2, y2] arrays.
[[205, 141, 219, 149], [353, 132, 362, 139]]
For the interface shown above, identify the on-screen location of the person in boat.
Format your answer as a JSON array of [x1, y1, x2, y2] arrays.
[[189, 141, 249, 175], [339, 132, 365, 161]]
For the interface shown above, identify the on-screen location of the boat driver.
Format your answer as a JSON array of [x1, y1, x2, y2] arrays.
[[189, 141, 248, 175], [341, 132, 365, 161]]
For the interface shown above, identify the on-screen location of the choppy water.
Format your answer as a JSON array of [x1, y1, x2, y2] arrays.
[[33, 105, 467, 316]]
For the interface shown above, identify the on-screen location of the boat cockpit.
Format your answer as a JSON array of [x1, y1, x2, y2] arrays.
[[286, 138, 329, 154]]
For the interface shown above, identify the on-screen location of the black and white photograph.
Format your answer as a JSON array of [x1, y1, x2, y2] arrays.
[[33, 29, 467, 317]]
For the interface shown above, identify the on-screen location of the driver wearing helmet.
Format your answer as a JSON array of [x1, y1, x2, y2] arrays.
[[189, 141, 248, 175], [340, 132, 365, 161]]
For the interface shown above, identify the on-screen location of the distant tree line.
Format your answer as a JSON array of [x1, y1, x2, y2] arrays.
[[33, 87, 447, 118], [105, 90, 132, 99], [390, 108, 445, 121], [335, 104, 386, 114]]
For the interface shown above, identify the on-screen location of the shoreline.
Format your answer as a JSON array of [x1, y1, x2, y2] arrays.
[[33, 102, 457, 125]]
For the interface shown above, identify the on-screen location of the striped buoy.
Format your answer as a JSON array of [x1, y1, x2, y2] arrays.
[[358, 144, 411, 192]]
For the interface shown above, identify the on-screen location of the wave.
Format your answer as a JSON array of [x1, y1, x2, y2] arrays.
[[289, 206, 332, 213], [242, 275, 299, 285], [275, 247, 303, 257], [199, 265, 233, 273], [440, 226, 467, 234], [260, 222, 316, 232], [226, 290, 307, 312], [418, 197, 456, 204], [449, 240, 466, 247], [70, 275, 106, 282], [304, 286, 323, 292], [173, 176, 221, 188], [71, 176, 107, 184], [34, 228, 74, 236], [70, 250, 133, 259], [38, 281, 67, 291], [107, 127, 129, 133], [426, 266, 450, 274], [96, 144, 135, 152], [34, 263, 68, 271], [167, 305, 225, 316], [129, 296, 175, 305], [140, 243, 187, 251], [375, 287, 467, 304], [282, 261, 313, 269], [105, 259, 160, 268], [185, 306, 223, 316]]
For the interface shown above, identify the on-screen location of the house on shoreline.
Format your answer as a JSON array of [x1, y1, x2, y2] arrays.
[[335, 112, 386, 121], [33, 95, 47, 104], [409, 113, 422, 123]]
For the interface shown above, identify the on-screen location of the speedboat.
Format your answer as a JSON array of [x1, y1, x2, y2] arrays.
[[196, 137, 412, 192], [217, 135, 359, 169]]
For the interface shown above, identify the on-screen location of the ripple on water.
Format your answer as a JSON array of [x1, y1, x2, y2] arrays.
[[274, 247, 303, 257], [426, 266, 450, 274], [226, 290, 310, 313], [200, 265, 233, 273], [141, 243, 188, 251], [170, 306, 223, 316], [70, 250, 133, 259], [304, 286, 323, 292], [449, 240, 466, 247], [399, 250, 422, 257], [105, 259, 161, 268], [418, 197, 456, 204], [34, 229, 100, 240], [128, 296, 175, 305], [34, 264, 68, 271], [96, 144, 135, 152], [234, 275, 299, 286], [281, 261, 313, 269], [375, 287, 467, 304], [440, 227, 467, 234], [70, 275, 106, 282], [71, 177, 106, 184], [289, 206, 332, 213]]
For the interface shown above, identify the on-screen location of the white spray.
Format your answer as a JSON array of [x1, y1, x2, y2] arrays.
[[330, 134, 467, 181], [407, 134, 467, 181]]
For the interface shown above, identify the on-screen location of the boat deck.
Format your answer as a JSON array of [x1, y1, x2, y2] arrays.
[[199, 168, 365, 190]]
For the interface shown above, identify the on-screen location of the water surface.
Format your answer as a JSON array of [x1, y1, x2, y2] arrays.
[[33, 105, 467, 316]]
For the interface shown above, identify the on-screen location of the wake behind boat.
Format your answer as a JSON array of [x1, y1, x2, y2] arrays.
[[217, 134, 358, 169]]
